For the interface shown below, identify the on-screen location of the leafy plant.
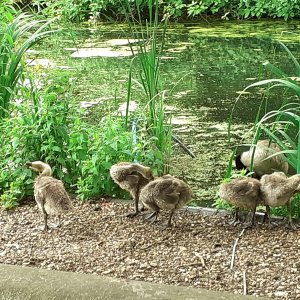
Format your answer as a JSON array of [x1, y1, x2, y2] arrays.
[[0, 63, 169, 207], [0, 6, 55, 120], [30, 0, 124, 21], [18, 0, 300, 20], [76, 117, 134, 200]]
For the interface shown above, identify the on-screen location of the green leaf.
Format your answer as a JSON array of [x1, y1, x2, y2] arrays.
[[52, 146, 61, 152]]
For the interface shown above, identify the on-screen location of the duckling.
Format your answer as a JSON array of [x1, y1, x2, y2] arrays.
[[110, 162, 154, 217], [219, 177, 262, 228], [235, 140, 289, 179], [27, 161, 72, 231], [139, 175, 194, 227], [260, 172, 300, 229]]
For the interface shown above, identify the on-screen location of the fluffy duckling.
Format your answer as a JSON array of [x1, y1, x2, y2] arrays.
[[27, 161, 72, 231], [235, 140, 289, 179], [110, 162, 154, 217], [219, 177, 262, 228], [139, 175, 194, 227], [260, 172, 300, 229]]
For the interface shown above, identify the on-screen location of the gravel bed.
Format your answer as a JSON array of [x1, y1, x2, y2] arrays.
[[0, 200, 299, 299]]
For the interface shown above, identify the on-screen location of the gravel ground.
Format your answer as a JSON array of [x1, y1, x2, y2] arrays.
[[0, 199, 299, 300]]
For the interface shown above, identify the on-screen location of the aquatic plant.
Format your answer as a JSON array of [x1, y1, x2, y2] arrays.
[[123, 0, 172, 174]]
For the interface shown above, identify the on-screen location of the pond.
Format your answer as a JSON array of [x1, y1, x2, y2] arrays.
[[27, 19, 300, 206]]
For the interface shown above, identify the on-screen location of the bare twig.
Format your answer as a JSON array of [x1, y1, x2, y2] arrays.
[[194, 252, 207, 269], [177, 258, 207, 269], [200, 256, 207, 269], [140, 237, 169, 250], [178, 253, 207, 269], [230, 228, 245, 270], [243, 269, 247, 295], [171, 133, 196, 158], [177, 262, 202, 268]]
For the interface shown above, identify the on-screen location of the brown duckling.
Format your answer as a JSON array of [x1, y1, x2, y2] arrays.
[[139, 175, 194, 227], [110, 162, 154, 217], [260, 172, 300, 229], [27, 161, 73, 231], [219, 177, 262, 228], [235, 139, 289, 179]]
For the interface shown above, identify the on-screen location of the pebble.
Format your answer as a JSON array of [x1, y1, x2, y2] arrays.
[[274, 291, 286, 297]]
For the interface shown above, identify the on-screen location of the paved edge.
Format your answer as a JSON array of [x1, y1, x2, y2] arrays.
[[0, 264, 272, 300]]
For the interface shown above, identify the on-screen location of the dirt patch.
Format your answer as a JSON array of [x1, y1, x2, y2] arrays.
[[0, 200, 299, 299]]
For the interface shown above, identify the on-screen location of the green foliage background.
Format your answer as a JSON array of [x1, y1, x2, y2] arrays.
[[22, 0, 300, 21]]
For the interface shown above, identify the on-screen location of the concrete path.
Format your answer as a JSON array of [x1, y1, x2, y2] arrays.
[[0, 263, 271, 300]]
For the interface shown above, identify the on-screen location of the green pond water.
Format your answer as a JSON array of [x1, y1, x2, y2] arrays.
[[28, 20, 300, 206]]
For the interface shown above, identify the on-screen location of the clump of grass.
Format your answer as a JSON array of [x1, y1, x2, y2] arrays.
[[123, 0, 172, 174]]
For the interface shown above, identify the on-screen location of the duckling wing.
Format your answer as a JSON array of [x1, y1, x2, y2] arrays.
[[130, 164, 153, 180], [232, 179, 259, 198], [111, 169, 131, 182], [160, 194, 180, 205], [34, 189, 46, 212], [39, 180, 72, 213], [125, 173, 140, 185], [154, 179, 180, 204], [34, 176, 55, 210], [261, 177, 294, 202], [155, 179, 178, 194], [159, 177, 193, 202]]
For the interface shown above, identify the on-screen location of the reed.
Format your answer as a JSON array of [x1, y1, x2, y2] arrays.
[[123, 0, 172, 172]]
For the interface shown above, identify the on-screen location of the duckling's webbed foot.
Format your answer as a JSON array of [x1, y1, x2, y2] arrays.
[[262, 205, 278, 228], [267, 221, 279, 228], [50, 216, 62, 228], [126, 211, 140, 218], [262, 215, 278, 228], [159, 223, 171, 230], [50, 215, 61, 228], [126, 200, 140, 218], [229, 208, 241, 226], [242, 222, 254, 229], [242, 209, 256, 229], [127, 193, 141, 218], [285, 202, 298, 230], [39, 224, 49, 232], [229, 219, 241, 226], [285, 220, 298, 230], [144, 211, 159, 223]]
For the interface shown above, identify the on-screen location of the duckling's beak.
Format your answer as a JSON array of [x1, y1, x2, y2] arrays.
[[25, 162, 32, 168]]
